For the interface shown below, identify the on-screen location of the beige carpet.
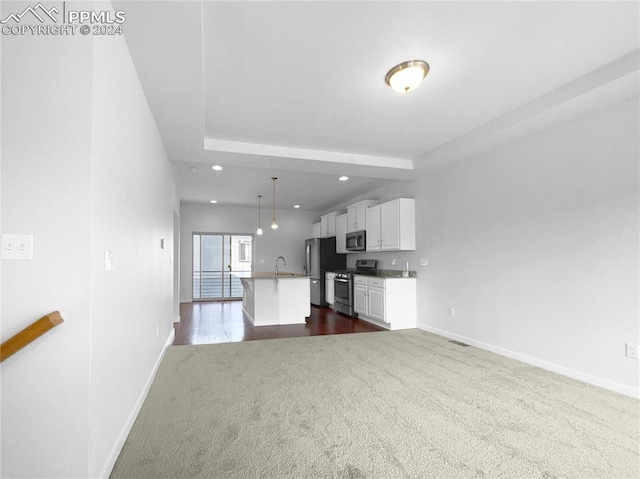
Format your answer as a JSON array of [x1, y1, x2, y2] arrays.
[[111, 330, 639, 478]]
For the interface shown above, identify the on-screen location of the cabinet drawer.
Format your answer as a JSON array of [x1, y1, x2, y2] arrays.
[[353, 275, 367, 285], [367, 278, 385, 288]]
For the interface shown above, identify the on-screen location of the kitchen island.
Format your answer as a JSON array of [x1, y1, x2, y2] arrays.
[[238, 273, 310, 326]]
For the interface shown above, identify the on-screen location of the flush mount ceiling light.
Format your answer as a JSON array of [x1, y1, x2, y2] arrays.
[[211, 165, 223, 171], [293, 204, 300, 209], [271, 177, 278, 230], [339, 176, 349, 182], [256, 195, 263, 236], [385, 60, 429, 94]]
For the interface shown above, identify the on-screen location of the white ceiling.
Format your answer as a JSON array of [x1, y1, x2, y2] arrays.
[[118, 1, 639, 212]]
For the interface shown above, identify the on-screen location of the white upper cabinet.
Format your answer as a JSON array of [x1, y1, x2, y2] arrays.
[[366, 198, 415, 251], [380, 201, 401, 250], [366, 205, 382, 250], [320, 211, 338, 237], [347, 200, 378, 233], [312, 222, 322, 238], [335, 213, 348, 254]]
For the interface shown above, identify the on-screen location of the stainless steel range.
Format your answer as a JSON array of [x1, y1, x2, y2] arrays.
[[334, 259, 378, 317]]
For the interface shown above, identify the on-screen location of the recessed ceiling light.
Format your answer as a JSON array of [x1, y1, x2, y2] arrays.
[[189, 166, 198, 173], [385, 60, 429, 94], [211, 165, 223, 171], [339, 176, 349, 182], [293, 205, 300, 209], [210, 200, 218, 204]]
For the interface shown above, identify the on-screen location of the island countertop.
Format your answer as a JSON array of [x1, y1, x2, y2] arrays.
[[240, 272, 307, 279]]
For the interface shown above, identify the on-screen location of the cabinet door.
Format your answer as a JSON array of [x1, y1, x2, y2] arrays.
[[355, 203, 368, 230], [327, 212, 336, 236], [335, 213, 348, 253], [380, 200, 400, 250], [325, 279, 334, 304], [347, 206, 358, 233], [320, 215, 329, 237], [353, 284, 368, 315], [367, 287, 385, 322], [320, 213, 336, 237], [312, 222, 322, 238], [366, 205, 381, 251]]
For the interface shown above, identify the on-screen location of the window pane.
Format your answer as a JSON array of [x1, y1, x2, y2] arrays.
[[231, 235, 253, 272], [201, 235, 222, 271], [223, 236, 232, 272], [193, 235, 201, 272]]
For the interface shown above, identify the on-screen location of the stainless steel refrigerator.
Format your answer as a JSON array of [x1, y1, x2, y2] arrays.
[[304, 237, 346, 307]]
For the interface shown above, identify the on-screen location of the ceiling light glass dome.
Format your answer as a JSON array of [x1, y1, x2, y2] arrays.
[[385, 60, 429, 94]]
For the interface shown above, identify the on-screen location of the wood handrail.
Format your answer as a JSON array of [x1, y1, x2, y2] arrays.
[[0, 311, 64, 363]]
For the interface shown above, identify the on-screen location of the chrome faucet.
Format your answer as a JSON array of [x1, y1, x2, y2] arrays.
[[275, 256, 287, 277]]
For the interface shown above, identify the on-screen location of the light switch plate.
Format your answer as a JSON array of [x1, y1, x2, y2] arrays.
[[1, 234, 34, 260]]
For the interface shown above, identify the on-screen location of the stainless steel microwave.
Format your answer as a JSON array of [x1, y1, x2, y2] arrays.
[[346, 230, 366, 251]]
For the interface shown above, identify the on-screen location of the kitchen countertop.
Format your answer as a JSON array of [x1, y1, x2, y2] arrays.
[[357, 269, 417, 279], [325, 270, 417, 279], [238, 272, 307, 279]]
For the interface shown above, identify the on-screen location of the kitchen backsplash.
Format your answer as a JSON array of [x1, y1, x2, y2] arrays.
[[377, 269, 418, 278]]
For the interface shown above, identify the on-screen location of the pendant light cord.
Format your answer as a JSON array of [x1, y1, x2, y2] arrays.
[[257, 195, 262, 228], [272, 177, 277, 222]]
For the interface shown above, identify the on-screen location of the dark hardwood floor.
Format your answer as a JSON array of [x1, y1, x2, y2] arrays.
[[173, 301, 386, 346]]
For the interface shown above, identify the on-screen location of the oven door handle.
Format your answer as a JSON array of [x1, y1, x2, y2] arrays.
[[334, 278, 350, 283]]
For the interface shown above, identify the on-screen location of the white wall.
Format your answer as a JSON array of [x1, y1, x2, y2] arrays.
[[1, 1, 179, 476], [89, 23, 179, 478], [335, 99, 639, 396], [1, 18, 94, 478], [180, 204, 318, 302], [418, 99, 638, 395]]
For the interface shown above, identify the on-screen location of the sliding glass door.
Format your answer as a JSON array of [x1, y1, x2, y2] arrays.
[[193, 234, 253, 300]]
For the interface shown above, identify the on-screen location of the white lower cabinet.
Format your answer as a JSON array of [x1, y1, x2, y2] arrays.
[[325, 272, 336, 306], [367, 285, 385, 322], [354, 282, 367, 315], [353, 275, 416, 330]]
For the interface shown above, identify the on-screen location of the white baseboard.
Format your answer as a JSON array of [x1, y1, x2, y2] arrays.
[[417, 323, 639, 399], [99, 328, 175, 479], [242, 305, 256, 325], [357, 314, 391, 330]]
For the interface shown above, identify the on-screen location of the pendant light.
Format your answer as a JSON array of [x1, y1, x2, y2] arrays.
[[271, 177, 278, 230], [385, 60, 429, 94], [256, 195, 263, 236]]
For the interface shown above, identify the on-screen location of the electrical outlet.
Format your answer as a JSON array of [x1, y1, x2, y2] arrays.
[[391, 258, 396, 266], [449, 307, 455, 318], [626, 343, 638, 359], [420, 258, 428, 266]]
